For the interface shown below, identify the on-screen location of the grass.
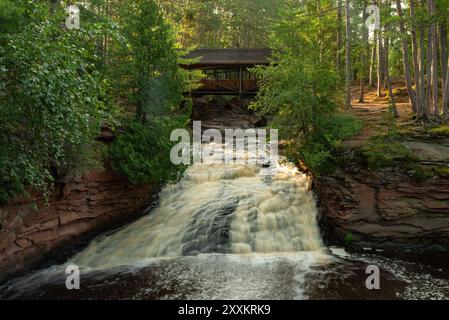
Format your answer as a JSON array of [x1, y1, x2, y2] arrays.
[[410, 165, 449, 182], [361, 136, 416, 170], [287, 112, 363, 175], [344, 232, 354, 246], [429, 125, 449, 137]]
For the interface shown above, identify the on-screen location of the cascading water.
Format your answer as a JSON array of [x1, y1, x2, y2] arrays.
[[2, 138, 449, 300], [69, 138, 325, 269]]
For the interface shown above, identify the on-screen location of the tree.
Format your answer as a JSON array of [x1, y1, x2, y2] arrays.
[[157, 0, 283, 48], [114, 0, 187, 122], [429, 0, 438, 116], [345, 0, 352, 108], [337, 0, 343, 75], [0, 17, 105, 203], [359, 0, 369, 103], [376, 1, 384, 97], [379, 35, 399, 117], [369, 32, 377, 87], [108, 0, 191, 184], [396, 0, 418, 113]]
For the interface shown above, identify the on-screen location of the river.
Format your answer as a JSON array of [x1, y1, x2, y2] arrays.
[[1, 137, 449, 300]]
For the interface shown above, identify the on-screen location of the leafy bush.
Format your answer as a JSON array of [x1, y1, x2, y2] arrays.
[[344, 232, 355, 246], [0, 19, 106, 203], [362, 137, 416, 170], [285, 113, 362, 174], [250, 3, 362, 175], [109, 118, 186, 184]]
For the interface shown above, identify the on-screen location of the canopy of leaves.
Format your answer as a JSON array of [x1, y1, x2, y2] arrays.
[[251, 1, 340, 139], [251, 0, 362, 173], [0, 17, 107, 203]]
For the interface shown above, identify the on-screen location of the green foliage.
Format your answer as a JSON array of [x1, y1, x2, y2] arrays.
[[344, 232, 354, 246], [0, 18, 106, 203], [410, 165, 449, 182], [109, 118, 186, 184], [429, 126, 449, 137], [250, 1, 340, 137], [362, 137, 416, 170], [112, 0, 189, 121], [157, 0, 284, 48], [250, 1, 361, 175], [286, 113, 363, 174], [0, 0, 47, 44], [0, 0, 192, 203], [410, 166, 436, 182], [106, 0, 191, 184]]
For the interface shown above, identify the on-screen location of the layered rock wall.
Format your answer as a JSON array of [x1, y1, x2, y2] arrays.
[[0, 170, 155, 280], [316, 168, 449, 250]]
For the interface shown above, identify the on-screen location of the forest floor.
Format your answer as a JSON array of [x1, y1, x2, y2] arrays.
[[317, 81, 449, 252], [344, 80, 414, 148]]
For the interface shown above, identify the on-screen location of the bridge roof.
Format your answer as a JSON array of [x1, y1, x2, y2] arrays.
[[184, 48, 271, 66]]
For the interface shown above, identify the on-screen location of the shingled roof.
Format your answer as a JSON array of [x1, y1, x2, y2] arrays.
[[184, 48, 271, 66]]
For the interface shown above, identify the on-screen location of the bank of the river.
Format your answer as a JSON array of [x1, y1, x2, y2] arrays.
[[315, 85, 449, 252], [2, 95, 449, 300], [192, 94, 449, 253], [0, 167, 158, 282]]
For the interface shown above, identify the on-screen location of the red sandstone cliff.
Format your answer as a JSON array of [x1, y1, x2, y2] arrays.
[[0, 170, 155, 280]]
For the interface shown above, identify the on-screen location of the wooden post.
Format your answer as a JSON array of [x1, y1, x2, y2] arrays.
[[239, 66, 243, 97]]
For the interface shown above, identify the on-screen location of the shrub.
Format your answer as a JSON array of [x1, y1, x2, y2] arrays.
[[0, 19, 106, 203], [344, 232, 354, 246], [286, 113, 363, 174], [362, 137, 416, 170], [109, 118, 186, 185]]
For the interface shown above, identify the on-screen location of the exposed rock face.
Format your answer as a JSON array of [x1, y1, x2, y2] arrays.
[[0, 170, 156, 280], [316, 168, 449, 251], [192, 96, 266, 130]]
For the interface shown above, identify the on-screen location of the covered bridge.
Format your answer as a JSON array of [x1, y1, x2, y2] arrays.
[[181, 48, 271, 96]]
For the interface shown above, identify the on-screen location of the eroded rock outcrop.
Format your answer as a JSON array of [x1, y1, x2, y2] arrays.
[[0, 170, 156, 280], [316, 166, 449, 251]]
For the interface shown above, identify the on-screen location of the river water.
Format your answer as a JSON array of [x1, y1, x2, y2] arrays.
[[1, 138, 449, 300]]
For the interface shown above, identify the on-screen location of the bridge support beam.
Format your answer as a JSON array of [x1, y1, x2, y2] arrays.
[[239, 66, 242, 98]]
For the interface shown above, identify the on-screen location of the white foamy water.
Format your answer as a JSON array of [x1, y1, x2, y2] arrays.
[[4, 137, 449, 300], [68, 138, 324, 270]]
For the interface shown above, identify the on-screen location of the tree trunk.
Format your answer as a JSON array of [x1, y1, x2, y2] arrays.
[[337, 0, 343, 76], [430, 0, 438, 115], [384, 37, 389, 90], [396, 0, 418, 113], [345, 0, 352, 108], [440, 21, 448, 91], [376, 0, 384, 98], [380, 38, 400, 118], [429, 0, 438, 116], [359, 0, 368, 103], [443, 56, 449, 115], [426, 0, 433, 114], [377, 28, 384, 97], [410, 0, 421, 114], [418, 0, 429, 119], [369, 35, 377, 87]]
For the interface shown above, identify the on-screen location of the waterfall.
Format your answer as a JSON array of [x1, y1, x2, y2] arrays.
[[69, 139, 324, 270]]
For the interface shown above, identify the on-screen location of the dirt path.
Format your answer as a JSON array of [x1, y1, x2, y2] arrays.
[[343, 83, 413, 148]]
